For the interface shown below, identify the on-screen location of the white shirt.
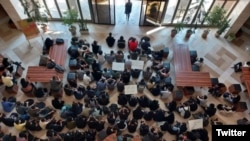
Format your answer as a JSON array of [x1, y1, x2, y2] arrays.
[[97, 54, 105, 64], [83, 74, 91, 86]]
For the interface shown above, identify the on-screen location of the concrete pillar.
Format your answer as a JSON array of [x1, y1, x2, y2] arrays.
[[0, 0, 28, 29], [225, 0, 250, 36]]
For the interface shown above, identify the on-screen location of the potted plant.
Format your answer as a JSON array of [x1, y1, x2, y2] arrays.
[[19, 0, 49, 32], [203, 5, 227, 39], [171, 22, 184, 38], [215, 19, 230, 38], [226, 33, 236, 42], [79, 18, 88, 35], [62, 9, 78, 36]]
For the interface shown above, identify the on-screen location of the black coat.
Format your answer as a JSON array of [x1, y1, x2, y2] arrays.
[[133, 107, 144, 120]]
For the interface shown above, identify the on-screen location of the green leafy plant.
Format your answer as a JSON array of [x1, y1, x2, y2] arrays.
[[205, 5, 227, 28], [62, 9, 78, 27], [217, 18, 231, 35], [174, 22, 184, 33], [19, 0, 48, 24]]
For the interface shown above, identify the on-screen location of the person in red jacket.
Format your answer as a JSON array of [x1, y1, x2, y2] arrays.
[[128, 37, 138, 52]]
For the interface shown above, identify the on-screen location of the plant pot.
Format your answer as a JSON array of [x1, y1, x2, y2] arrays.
[[171, 29, 177, 38], [41, 24, 48, 33], [215, 31, 221, 38], [69, 25, 77, 36], [226, 34, 236, 42], [202, 29, 209, 39], [80, 28, 89, 35], [185, 29, 193, 39]]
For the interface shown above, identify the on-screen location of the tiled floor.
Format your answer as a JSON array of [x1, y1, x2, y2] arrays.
[[0, 20, 250, 140]]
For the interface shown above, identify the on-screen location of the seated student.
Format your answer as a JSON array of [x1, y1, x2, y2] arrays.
[[71, 101, 83, 117], [143, 67, 153, 81], [140, 39, 151, 54], [87, 116, 98, 130], [91, 40, 101, 55], [176, 104, 191, 119], [116, 119, 127, 131], [148, 126, 163, 141], [168, 121, 187, 135], [117, 36, 126, 49], [137, 79, 146, 93], [118, 106, 130, 120], [117, 79, 125, 92], [125, 55, 132, 70], [133, 106, 144, 120], [1, 97, 16, 113], [105, 50, 115, 65], [139, 120, 149, 136], [139, 50, 148, 64], [106, 32, 116, 47], [196, 95, 208, 108], [150, 84, 161, 96], [121, 69, 131, 84], [127, 119, 138, 133], [194, 57, 204, 67], [217, 104, 236, 112], [223, 92, 241, 104], [130, 48, 140, 60], [115, 50, 125, 62], [2, 57, 14, 73], [106, 77, 116, 91], [204, 103, 216, 117], [20, 78, 36, 95], [107, 112, 117, 125], [232, 62, 243, 72], [39, 118, 53, 130], [1, 71, 15, 88], [158, 67, 170, 79], [209, 83, 226, 97], [14, 119, 27, 132], [128, 37, 138, 52], [83, 71, 92, 86], [52, 97, 65, 110], [97, 50, 105, 65], [160, 86, 172, 99], [49, 76, 63, 95], [151, 59, 163, 70]]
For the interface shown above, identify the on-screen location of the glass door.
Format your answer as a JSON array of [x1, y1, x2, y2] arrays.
[[91, 0, 115, 24], [140, 0, 167, 26]]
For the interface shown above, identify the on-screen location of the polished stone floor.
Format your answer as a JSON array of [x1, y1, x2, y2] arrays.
[[0, 20, 250, 140]]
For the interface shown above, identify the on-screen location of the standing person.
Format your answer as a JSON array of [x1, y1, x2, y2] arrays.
[[125, 0, 132, 21]]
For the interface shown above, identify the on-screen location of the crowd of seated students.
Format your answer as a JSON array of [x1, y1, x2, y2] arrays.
[[0, 34, 218, 141]]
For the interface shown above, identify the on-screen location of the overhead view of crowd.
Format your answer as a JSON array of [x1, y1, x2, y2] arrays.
[[1, 32, 247, 141]]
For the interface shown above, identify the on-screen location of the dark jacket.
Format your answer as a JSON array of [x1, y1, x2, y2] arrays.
[[75, 115, 87, 129], [133, 107, 144, 120], [127, 119, 138, 133], [128, 96, 138, 107], [52, 98, 64, 109], [118, 94, 128, 106], [106, 36, 115, 47], [143, 111, 154, 121]]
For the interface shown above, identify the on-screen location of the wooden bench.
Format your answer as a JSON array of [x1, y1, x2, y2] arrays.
[[174, 44, 211, 87], [49, 40, 67, 66], [26, 66, 63, 82], [174, 44, 192, 72], [241, 67, 250, 97], [26, 39, 67, 83], [175, 71, 211, 87]]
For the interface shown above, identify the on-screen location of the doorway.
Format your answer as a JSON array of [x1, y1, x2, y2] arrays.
[[115, 0, 141, 25]]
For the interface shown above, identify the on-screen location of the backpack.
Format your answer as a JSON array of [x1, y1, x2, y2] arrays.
[[55, 64, 65, 73]]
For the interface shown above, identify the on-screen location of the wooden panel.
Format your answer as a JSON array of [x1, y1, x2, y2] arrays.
[[174, 44, 192, 72], [175, 71, 211, 87], [245, 81, 250, 97], [49, 40, 68, 66], [26, 66, 63, 82]]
